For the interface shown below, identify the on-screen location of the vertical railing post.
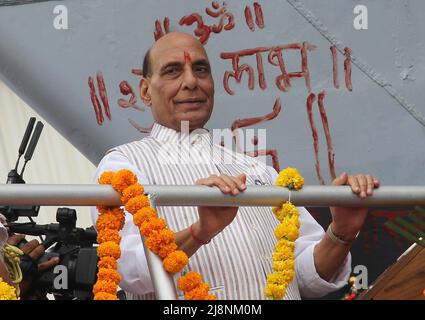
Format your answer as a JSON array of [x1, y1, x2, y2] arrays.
[[141, 195, 178, 299]]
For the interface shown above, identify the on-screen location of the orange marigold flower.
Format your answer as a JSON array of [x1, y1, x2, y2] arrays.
[[125, 195, 151, 215], [163, 250, 189, 273], [178, 272, 203, 292], [96, 205, 111, 215], [97, 241, 121, 259], [98, 171, 115, 185], [184, 283, 210, 300], [109, 207, 125, 217], [140, 217, 167, 237], [205, 294, 217, 300], [93, 280, 117, 295], [111, 169, 138, 193], [121, 184, 144, 203], [96, 213, 125, 231], [97, 229, 121, 244], [158, 243, 178, 259], [145, 229, 175, 254], [98, 257, 117, 270], [94, 292, 118, 300], [133, 207, 157, 227], [97, 268, 121, 284]]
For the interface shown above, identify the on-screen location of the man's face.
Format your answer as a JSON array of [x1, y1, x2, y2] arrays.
[[141, 33, 215, 131]]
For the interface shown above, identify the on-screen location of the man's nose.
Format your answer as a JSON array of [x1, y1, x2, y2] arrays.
[[181, 69, 198, 90]]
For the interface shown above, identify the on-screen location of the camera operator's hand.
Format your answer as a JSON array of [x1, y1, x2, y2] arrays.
[[7, 234, 59, 295]]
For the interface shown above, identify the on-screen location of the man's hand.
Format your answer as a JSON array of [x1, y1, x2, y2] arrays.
[[330, 172, 380, 241], [7, 234, 59, 294], [194, 173, 247, 242]]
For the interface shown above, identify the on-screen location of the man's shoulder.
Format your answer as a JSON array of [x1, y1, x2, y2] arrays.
[[107, 137, 153, 154]]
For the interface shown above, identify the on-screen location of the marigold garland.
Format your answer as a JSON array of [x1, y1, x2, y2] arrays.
[[94, 170, 216, 300], [97, 256, 118, 270], [265, 167, 304, 300], [92, 173, 126, 300], [0, 277, 19, 300]]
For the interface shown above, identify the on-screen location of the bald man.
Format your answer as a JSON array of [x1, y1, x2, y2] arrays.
[[91, 32, 379, 300]]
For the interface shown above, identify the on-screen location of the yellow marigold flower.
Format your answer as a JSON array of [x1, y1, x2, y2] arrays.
[[281, 201, 299, 216], [0, 278, 19, 300], [274, 223, 299, 242], [98, 257, 117, 270], [92, 280, 117, 295], [274, 239, 295, 252], [267, 269, 295, 285], [97, 228, 121, 244], [97, 268, 121, 284], [94, 292, 118, 300], [273, 260, 295, 272], [96, 212, 125, 231], [178, 272, 203, 292], [265, 283, 286, 300], [133, 207, 157, 227], [145, 229, 175, 254], [184, 283, 210, 300], [273, 203, 299, 222], [275, 167, 304, 190], [121, 184, 145, 203], [285, 216, 299, 228], [272, 249, 294, 262], [98, 171, 115, 185], [97, 241, 121, 259], [163, 250, 189, 273], [266, 273, 287, 286], [140, 217, 167, 237], [125, 195, 151, 215], [285, 226, 299, 242], [111, 169, 138, 193]]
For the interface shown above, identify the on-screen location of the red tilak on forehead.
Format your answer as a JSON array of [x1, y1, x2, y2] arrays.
[[184, 51, 191, 63]]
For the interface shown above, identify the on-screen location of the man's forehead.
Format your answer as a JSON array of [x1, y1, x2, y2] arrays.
[[150, 34, 209, 66]]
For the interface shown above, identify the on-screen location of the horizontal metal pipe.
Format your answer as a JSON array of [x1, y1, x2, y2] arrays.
[[0, 184, 425, 207]]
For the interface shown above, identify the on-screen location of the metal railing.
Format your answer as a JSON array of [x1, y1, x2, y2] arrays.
[[1, 184, 425, 299]]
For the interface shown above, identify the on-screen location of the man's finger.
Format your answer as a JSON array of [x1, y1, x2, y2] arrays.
[[356, 175, 368, 198], [332, 172, 348, 186], [21, 239, 40, 255], [7, 234, 25, 246], [200, 176, 232, 194], [347, 175, 360, 194], [373, 178, 380, 188], [38, 257, 60, 272], [28, 245, 45, 260], [366, 175, 374, 196], [235, 174, 247, 189], [221, 175, 239, 195]]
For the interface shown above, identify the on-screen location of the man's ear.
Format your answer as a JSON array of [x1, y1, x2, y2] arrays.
[[140, 78, 152, 107]]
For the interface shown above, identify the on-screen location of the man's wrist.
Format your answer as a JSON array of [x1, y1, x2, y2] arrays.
[[191, 222, 215, 245], [327, 223, 359, 246]]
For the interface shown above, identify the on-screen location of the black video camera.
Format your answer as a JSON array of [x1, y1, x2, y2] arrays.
[[0, 118, 99, 300]]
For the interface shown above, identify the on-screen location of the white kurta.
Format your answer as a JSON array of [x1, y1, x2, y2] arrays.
[[91, 123, 351, 299]]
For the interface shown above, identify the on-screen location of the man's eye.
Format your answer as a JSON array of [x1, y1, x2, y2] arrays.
[[164, 67, 180, 75], [195, 66, 209, 74]]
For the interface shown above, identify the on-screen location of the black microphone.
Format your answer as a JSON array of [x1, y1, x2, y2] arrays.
[[20, 121, 44, 177], [14, 117, 35, 171]]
